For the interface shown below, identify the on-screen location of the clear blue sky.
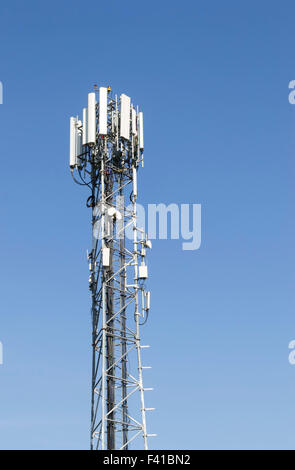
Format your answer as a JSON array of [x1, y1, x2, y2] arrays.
[[0, 0, 295, 450]]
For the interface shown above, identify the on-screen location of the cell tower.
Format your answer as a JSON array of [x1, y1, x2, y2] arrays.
[[69, 86, 154, 450]]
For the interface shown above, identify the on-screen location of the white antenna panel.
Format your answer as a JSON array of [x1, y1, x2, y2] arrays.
[[120, 94, 130, 140], [139, 112, 144, 151], [69, 117, 77, 168], [82, 108, 88, 146], [76, 120, 82, 162], [145, 291, 150, 310], [131, 107, 137, 136], [99, 87, 108, 135], [88, 92, 96, 144], [133, 167, 137, 197]]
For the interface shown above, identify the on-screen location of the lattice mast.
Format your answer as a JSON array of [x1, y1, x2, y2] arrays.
[[69, 86, 154, 450]]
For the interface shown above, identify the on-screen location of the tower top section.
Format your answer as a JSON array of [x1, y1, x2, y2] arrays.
[[69, 86, 144, 171]]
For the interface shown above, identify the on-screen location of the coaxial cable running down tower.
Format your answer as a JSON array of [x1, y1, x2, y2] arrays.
[[69, 86, 154, 450]]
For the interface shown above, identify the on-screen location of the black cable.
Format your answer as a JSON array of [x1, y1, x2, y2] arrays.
[[71, 170, 89, 187], [86, 195, 95, 207], [139, 309, 149, 326], [78, 167, 92, 188]]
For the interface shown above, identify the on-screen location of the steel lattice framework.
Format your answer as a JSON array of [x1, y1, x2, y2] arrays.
[[69, 87, 154, 450]]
